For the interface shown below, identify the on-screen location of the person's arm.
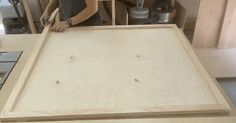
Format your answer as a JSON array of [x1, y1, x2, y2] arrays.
[[40, 0, 59, 26], [70, 0, 98, 25], [46, 0, 59, 15], [51, 0, 99, 32]]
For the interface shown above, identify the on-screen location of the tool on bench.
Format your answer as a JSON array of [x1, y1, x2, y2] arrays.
[[130, 0, 149, 19], [0, 51, 22, 89], [150, 0, 175, 24], [128, 0, 175, 25]]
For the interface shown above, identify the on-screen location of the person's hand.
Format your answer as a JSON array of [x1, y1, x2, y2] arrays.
[[40, 10, 50, 27], [51, 13, 70, 32], [51, 21, 70, 32]]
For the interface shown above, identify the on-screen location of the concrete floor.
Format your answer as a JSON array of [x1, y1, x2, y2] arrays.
[[218, 78, 236, 106]]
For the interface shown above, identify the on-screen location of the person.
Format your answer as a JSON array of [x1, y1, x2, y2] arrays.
[[40, 0, 102, 32]]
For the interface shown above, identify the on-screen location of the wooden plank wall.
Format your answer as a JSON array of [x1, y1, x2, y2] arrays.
[[192, 0, 227, 48], [218, 0, 236, 48]]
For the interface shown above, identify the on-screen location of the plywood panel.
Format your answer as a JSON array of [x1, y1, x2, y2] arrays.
[[218, 0, 236, 48], [0, 25, 230, 122], [195, 48, 236, 78], [193, 0, 227, 48]]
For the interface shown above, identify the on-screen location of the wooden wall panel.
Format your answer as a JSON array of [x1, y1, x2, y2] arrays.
[[218, 0, 236, 48], [192, 0, 227, 48]]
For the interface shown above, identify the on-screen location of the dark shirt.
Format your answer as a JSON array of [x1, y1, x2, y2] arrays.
[[59, 0, 102, 26]]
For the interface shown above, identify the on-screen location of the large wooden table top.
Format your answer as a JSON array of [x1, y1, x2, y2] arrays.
[[0, 25, 235, 122]]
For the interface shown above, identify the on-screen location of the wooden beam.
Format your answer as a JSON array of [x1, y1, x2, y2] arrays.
[[218, 0, 236, 48], [22, 0, 37, 34], [192, 0, 227, 48], [112, 0, 116, 25], [1, 117, 236, 123]]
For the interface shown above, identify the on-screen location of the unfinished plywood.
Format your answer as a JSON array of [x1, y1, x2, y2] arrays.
[[218, 0, 236, 48], [0, 25, 231, 122], [192, 0, 227, 48], [195, 48, 236, 78]]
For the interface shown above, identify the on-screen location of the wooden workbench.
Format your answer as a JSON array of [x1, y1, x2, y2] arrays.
[[0, 26, 235, 122], [0, 34, 40, 110]]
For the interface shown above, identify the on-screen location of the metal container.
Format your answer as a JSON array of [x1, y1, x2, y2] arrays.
[[130, 7, 149, 19], [158, 12, 173, 24]]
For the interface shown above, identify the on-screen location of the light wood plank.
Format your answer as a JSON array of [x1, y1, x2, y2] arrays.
[[22, 0, 37, 34], [5, 117, 236, 123], [195, 48, 236, 78], [218, 0, 236, 48], [192, 0, 227, 48], [112, 0, 116, 25]]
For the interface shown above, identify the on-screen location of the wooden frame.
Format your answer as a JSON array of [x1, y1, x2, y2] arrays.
[[0, 24, 231, 122]]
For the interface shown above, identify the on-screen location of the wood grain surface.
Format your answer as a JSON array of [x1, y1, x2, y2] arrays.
[[218, 0, 236, 48], [0, 25, 231, 122], [4, 117, 236, 123], [192, 0, 227, 48], [195, 48, 236, 78]]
